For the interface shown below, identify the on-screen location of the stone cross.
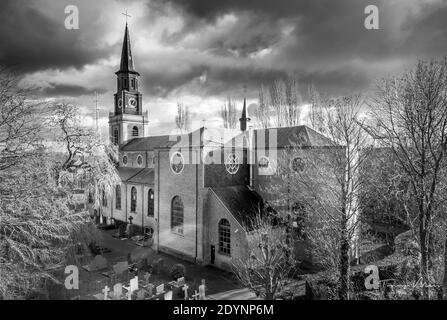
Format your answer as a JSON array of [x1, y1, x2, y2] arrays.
[[182, 284, 189, 300], [103, 285, 110, 300], [192, 290, 200, 300]]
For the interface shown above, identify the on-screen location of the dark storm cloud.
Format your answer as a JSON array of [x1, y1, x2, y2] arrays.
[[154, 0, 447, 97], [1, 0, 447, 102], [0, 0, 109, 73]]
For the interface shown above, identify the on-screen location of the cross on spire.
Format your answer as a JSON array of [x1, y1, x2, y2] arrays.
[[122, 10, 131, 24]]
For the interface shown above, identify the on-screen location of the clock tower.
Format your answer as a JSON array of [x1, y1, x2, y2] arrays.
[[109, 23, 148, 145]]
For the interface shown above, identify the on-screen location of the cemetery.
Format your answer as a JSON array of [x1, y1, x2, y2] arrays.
[[42, 228, 240, 300]]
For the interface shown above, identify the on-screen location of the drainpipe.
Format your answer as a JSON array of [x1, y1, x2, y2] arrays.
[[195, 149, 199, 262], [141, 185, 144, 234], [156, 151, 160, 252]]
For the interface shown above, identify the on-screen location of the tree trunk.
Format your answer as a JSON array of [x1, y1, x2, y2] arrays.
[[339, 219, 350, 300], [442, 237, 447, 299], [419, 221, 430, 299]]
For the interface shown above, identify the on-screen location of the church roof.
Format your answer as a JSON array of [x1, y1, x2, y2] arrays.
[[254, 125, 335, 149], [120, 127, 241, 151], [127, 168, 154, 185], [117, 167, 142, 181], [117, 167, 154, 185], [117, 24, 138, 75], [211, 186, 263, 231], [121, 135, 178, 151]]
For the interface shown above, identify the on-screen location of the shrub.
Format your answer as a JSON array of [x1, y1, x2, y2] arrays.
[[170, 263, 186, 280]]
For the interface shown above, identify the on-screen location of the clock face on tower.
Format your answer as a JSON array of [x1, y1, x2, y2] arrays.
[[127, 97, 137, 108], [117, 98, 123, 109]]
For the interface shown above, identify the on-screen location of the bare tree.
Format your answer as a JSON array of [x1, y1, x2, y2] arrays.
[[308, 84, 326, 133], [370, 58, 447, 298], [175, 102, 190, 133], [220, 97, 238, 129], [232, 214, 295, 300], [254, 84, 271, 128], [273, 95, 370, 299], [255, 75, 303, 129]]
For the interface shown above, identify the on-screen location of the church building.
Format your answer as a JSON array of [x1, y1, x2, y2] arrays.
[[99, 24, 335, 270]]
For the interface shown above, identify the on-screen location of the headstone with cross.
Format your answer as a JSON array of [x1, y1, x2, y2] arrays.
[[182, 284, 189, 300], [103, 285, 110, 300], [192, 290, 200, 300]]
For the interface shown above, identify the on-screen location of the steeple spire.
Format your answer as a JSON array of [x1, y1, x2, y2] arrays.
[[240, 97, 251, 131], [118, 23, 138, 74]]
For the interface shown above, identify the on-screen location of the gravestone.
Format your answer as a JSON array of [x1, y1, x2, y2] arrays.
[[129, 276, 139, 293], [192, 290, 200, 300], [113, 261, 129, 276], [113, 283, 123, 300], [103, 285, 110, 300], [89, 255, 108, 271], [156, 283, 165, 295], [144, 272, 151, 285], [146, 284, 154, 297], [164, 290, 173, 300], [198, 279, 206, 300], [182, 284, 189, 300], [136, 289, 146, 300]]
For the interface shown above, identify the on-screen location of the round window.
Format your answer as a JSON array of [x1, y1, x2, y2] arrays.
[[137, 155, 143, 166], [123, 155, 128, 165], [170, 152, 184, 174], [225, 153, 240, 175], [291, 157, 305, 172]]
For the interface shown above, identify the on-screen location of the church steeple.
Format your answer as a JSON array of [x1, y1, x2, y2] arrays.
[[109, 21, 148, 145], [239, 97, 251, 131], [118, 24, 138, 75]]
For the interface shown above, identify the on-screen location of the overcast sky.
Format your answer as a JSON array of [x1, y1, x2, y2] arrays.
[[1, 0, 447, 135]]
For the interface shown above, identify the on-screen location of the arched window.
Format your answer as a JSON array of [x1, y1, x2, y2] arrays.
[[115, 185, 121, 210], [132, 126, 139, 137], [113, 129, 119, 145], [218, 219, 231, 255], [171, 196, 184, 234], [131, 187, 137, 212], [102, 189, 107, 207], [148, 189, 154, 217]]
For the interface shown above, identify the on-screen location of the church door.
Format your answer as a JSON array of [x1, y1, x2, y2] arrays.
[[210, 245, 215, 264]]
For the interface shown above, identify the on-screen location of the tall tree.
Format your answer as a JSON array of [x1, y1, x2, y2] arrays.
[[0, 68, 120, 298], [175, 102, 190, 133], [256, 75, 303, 129], [220, 97, 238, 129], [254, 84, 271, 129], [370, 58, 447, 298], [274, 95, 369, 299]]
